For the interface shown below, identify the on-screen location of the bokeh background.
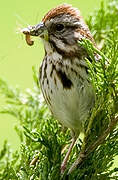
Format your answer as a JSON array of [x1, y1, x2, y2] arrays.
[[0, 0, 103, 150]]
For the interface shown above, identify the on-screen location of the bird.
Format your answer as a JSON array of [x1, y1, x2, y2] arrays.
[[22, 4, 96, 173]]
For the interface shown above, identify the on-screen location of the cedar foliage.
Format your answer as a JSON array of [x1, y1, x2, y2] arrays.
[[0, 0, 118, 179]]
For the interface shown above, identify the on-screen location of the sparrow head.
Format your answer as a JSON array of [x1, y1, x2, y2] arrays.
[[22, 4, 94, 56]]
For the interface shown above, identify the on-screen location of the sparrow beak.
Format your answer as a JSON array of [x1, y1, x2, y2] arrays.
[[22, 22, 48, 40]]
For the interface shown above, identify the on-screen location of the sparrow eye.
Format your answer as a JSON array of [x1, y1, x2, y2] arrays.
[[55, 24, 64, 31]]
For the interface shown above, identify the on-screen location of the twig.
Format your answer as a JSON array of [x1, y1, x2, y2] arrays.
[[68, 115, 118, 174], [85, 115, 118, 154]]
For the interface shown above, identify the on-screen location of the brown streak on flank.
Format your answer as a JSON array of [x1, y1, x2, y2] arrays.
[[43, 62, 47, 79], [42, 4, 81, 23], [40, 58, 47, 86], [44, 89, 52, 107], [54, 77, 57, 86], [50, 64, 55, 77], [39, 65, 42, 80], [47, 78, 49, 87]]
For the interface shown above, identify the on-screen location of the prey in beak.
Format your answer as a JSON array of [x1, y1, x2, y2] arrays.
[[21, 22, 47, 46]]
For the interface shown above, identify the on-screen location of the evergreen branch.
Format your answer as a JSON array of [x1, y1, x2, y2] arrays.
[[68, 115, 118, 174]]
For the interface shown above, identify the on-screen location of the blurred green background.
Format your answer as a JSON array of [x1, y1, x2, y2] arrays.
[[0, 0, 102, 150]]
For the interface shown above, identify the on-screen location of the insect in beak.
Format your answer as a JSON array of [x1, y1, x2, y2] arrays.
[[22, 22, 48, 46]]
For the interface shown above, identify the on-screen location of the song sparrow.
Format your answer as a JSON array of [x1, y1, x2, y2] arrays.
[[22, 4, 96, 173]]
